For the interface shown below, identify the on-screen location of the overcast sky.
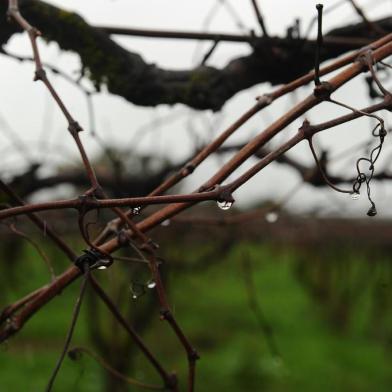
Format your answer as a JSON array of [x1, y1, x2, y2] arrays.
[[1, 0, 392, 218]]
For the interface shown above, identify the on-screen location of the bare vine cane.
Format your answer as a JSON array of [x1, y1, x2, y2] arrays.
[[76, 195, 190, 388], [79, 202, 187, 391], [363, 51, 392, 98], [75, 191, 198, 390], [7, 0, 101, 197], [89, 277, 179, 390], [147, 251, 199, 392], [0, 185, 237, 221]]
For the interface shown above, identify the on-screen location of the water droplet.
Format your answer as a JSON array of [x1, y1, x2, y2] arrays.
[[147, 280, 156, 289], [130, 283, 144, 300], [265, 211, 279, 223], [350, 192, 360, 200], [217, 200, 233, 210], [95, 258, 112, 270], [132, 206, 141, 215], [367, 205, 377, 217], [161, 219, 170, 227], [97, 265, 107, 270]]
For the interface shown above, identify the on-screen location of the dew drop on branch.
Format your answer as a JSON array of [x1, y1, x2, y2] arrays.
[[367, 205, 377, 217], [132, 206, 141, 215], [97, 265, 107, 270], [161, 219, 170, 227], [350, 192, 360, 200], [130, 282, 144, 300], [217, 200, 233, 210], [147, 280, 156, 289]]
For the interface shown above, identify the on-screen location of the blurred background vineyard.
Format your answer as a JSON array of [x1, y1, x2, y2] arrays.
[[1, 211, 392, 391]]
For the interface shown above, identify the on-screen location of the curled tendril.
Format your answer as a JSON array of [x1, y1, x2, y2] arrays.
[[352, 123, 387, 216], [321, 82, 387, 216], [355, 51, 389, 216], [308, 117, 386, 217], [307, 137, 352, 194]]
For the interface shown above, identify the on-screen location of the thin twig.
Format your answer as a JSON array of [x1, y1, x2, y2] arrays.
[[250, 0, 269, 36], [45, 266, 89, 392], [89, 276, 178, 390], [314, 4, 324, 86], [8, 223, 56, 281], [68, 346, 164, 390], [348, 0, 386, 36], [7, 0, 100, 193], [241, 252, 280, 358]]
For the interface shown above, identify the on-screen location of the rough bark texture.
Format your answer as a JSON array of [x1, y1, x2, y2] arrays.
[[0, 1, 391, 110]]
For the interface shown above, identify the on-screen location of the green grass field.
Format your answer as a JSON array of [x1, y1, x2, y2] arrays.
[[0, 241, 391, 391]]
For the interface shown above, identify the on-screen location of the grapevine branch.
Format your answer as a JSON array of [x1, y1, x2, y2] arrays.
[[1, 2, 392, 391], [2, 30, 391, 338]]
